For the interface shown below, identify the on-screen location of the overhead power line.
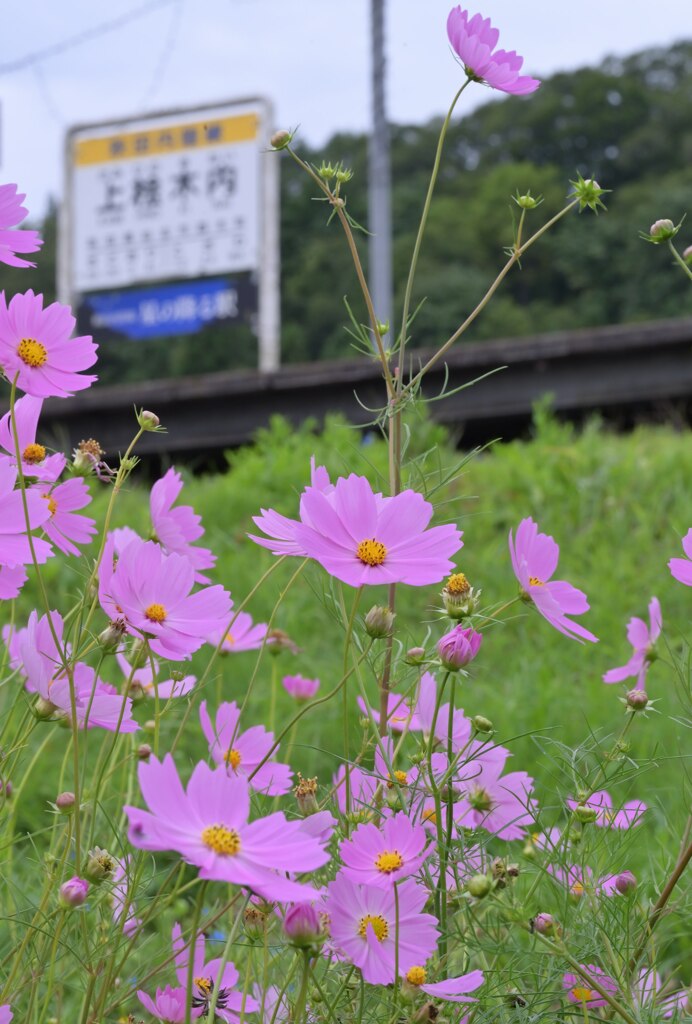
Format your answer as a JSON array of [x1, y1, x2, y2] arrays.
[[0, 0, 177, 75]]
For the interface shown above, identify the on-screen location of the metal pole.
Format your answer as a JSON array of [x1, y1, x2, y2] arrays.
[[368, 0, 393, 346]]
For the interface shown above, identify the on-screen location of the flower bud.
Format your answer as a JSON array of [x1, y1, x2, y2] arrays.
[[128, 639, 149, 670], [573, 804, 597, 824], [34, 695, 57, 720], [614, 870, 637, 895], [137, 409, 160, 430], [270, 129, 292, 150], [137, 744, 152, 761], [318, 161, 337, 180], [683, 245, 692, 265], [472, 715, 493, 734], [0, 778, 12, 800], [243, 905, 267, 939], [294, 773, 319, 816], [364, 605, 395, 639], [626, 689, 648, 711], [412, 1002, 439, 1022], [437, 625, 482, 670], [532, 912, 559, 936], [283, 903, 323, 948], [59, 876, 89, 907], [98, 618, 127, 653], [570, 173, 609, 213], [282, 674, 320, 702], [405, 646, 426, 665], [56, 792, 75, 814], [441, 572, 481, 619], [514, 190, 543, 210], [266, 628, 301, 656], [467, 873, 492, 899], [376, 320, 389, 336], [648, 218, 676, 241], [335, 166, 353, 184], [85, 847, 116, 883]]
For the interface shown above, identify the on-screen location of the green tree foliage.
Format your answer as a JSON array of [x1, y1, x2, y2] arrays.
[[2, 43, 691, 381]]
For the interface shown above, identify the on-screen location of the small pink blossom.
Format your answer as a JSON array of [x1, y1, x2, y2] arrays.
[[209, 608, 268, 653], [0, 290, 97, 398], [199, 700, 292, 795], [339, 812, 430, 887], [0, 183, 43, 268], [249, 457, 335, 556], [115, 653, 196, 699], [283, 674, 320, 700], [0, 394, 65, 481], [333, 764, 378, 815], [171, 922, 258, 1021], [447, 7, 540, 95], [357, 690, 421, 732], [404, 964, 484, 1003], [34, 477, 97, 557], [150, 467, 216, 582], [563, 965, 618, 1007], [509, 517, 598, 643], [603, 597, 661, 689], [125, 754, 330, 902], [669, 528, 692, 586], [0, 461, 52, 567], [567, 790, 646, 829], [452, 743, 536, 840], [325, 874, 438, 984], [137, 985, 193, 1023]]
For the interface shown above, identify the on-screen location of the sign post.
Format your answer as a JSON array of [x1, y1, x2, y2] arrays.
[[59, 97, 280, 371]]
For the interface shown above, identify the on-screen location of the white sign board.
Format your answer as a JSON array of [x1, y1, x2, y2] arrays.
[[61, 98, 280, 370]]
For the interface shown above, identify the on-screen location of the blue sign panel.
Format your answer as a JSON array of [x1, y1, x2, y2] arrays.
[[78, 276, 256, 341]]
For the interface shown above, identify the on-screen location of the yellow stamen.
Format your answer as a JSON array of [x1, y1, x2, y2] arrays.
[[195, 977, 212, 995], [22, 442, 46, 464], [356, 538, 387, 567], [570, 881, 585, 897], [529, 576, 544, 586], [446, 572, 470, 595], [201, 823, 241, 856], [144, 603, 167, 623], [224, 632, 235, 645], [422, 808, 437, 825], [224, 748, 242, 770], [41, 493, 57, 516], [388, 769, 408, 788], [572, 987, 596, 1003], [374, 850, 403, 874], [17, 338, 47, 368], [358, 914, 388, 941], [406, 966, 427, 986]]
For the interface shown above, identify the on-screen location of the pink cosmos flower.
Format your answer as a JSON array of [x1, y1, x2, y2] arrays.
[[171, 922, 258, 1021], [453, 744, 536, 840], [326, 874, 438, 985], [333, 764, 378, 815], [634, 970, 691, 1017], [283, 674, 320, 700], [599, 870, 637, 896], [567, 790, 646, 829], [0, 461, 52, 567], [357, 690, 422, 733], [447, 7, 540, 95], [150, 467, 216, 582], [547, 863, 594, 899], [0, 394, 65, 481], [115, 652, 196, 699], [404, 965, 484, 1003], [249, 457, 335, 556], [0, 290, 97, 398], [339, 812, 430, 887], [0, 564, 27, 600], [437, 624, 482, 670], [603, 597, 661, 689], [563, 965, 618, 1007], [669, 529, 692, 586], [415, 671, 472, 749], [0, 1004, 12, 1024], [34, 477, 97, 557], [509, 517, 598, 643], [111, 857, 141, 936], [208, 609, 268, 653], [0, 183, 43, 268], [125, 754, 330, 901], [199, 700, 293, 795], [102, 538, 231, 660], [137, 985, 194, 1023], [292, 475, 463, 587]]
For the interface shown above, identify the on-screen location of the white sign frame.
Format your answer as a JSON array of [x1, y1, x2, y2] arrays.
[[59, 96, 280, 371]]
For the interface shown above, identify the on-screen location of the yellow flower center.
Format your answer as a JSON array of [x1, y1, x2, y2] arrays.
[[356, 538, 387, 567], [42, 493, 57, 517], [375, 850, 403, 874], [388, 769, 408, 788], [224, 631, 235, 645], [406, 966, 427, 986], [224, 748, 242, 770], [144, 603, 167, 623], [422, 808, 437, 825], [195, 977, 212, 995], [23, 442, 46, 464], [570, 881, 585, 897], [572, 987, 596, 1003], [201, 823, 241, 856], [529, 576, 544, 586], [358, 914, 388, 941], [446, 572, 470, 595], [17, 338, 48, 368]]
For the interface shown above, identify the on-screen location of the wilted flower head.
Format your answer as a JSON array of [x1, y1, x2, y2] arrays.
[[447, 7, 540, 95], [0, 182, 43, 268]]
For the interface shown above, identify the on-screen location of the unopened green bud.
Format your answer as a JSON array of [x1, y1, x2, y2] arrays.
[[573, 804, 598, 824], [569, 173, 609, 213], [128, 639, 149, 670], [472, 715, 494, 734], [467, 874, 492, 899], [683, 245, 692, 265], [34, 696, 57, 720], [98, 618, 127, 653], [514, 189, 543, 210], [335, 166, 353, 183], [647, 218, 677, 242], [626, 688, 649, 711], [376, 320, 389, 336], [55, 792, 75, 814], [270, 129, 293, 150], [136, 409, 160, 431], [364, 605, 395, 639], [405, 646, 426, 665], [318, 161, 337, 180]]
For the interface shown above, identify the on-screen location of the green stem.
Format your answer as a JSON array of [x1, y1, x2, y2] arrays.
[[668, 239, 692, 281], [292, 950, 312, 1024]]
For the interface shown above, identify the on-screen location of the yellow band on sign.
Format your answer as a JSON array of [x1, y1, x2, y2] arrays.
[[73, 113, 259, 166]]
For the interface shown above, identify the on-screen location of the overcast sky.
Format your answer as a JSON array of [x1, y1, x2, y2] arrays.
[[2, 0, 691, 217]]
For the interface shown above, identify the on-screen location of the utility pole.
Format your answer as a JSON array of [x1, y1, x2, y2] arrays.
[[368, 0, 393, 346]]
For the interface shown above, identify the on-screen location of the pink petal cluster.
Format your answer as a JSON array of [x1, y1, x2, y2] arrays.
[[510, 517, 598, 643], [0, 183, 43, 268], [437, 624, 482, 669], [115, 653, 196, 699], [33, 477, 97, 557], [137, 985, 191, 1023], [325, 874, 438, 984], [125, 754, 330, 902], [567, 789, 646, 829], [446, 7, 540, 95], [171, 922, 258, 1021], [0, 290, 97, 398], [100, 537, 230, 660], [452, 743, 536, 840], [603, 597, 661, 689], [339, 812, 430, 887], [150, 467, 216, 582], [405, 965, 484, 1003], [199, 700, 293, 795], [250, 457, 335, 556], [208, 608, 268, 653], [0, 395, 65, 481], [669, 529, 692, 586], [282, 674, 320, 700], [0, 461, 52, 569], [563, 965, 618, 1007]]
